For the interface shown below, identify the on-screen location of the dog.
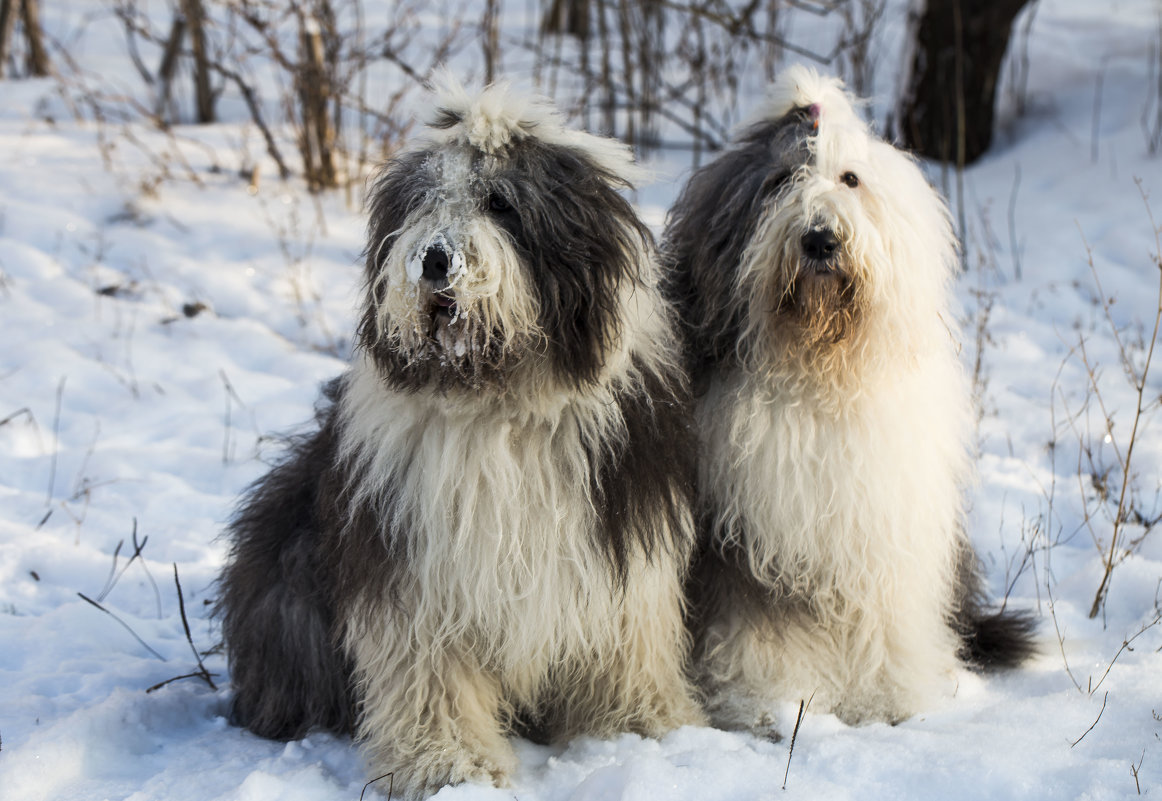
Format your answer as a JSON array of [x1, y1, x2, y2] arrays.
[[663, 66, 1035, 732], [217, 80, 704, 798]]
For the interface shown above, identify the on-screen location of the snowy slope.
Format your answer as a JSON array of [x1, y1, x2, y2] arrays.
[[1, 1, 1160, 800]]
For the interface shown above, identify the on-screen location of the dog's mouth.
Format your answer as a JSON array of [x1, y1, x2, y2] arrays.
[[431, 287, 458, 319], [781, 266, 848, 311], [412, 236, 467, 324], [800, 256, 840, 278], [778, 262, 858, 345]]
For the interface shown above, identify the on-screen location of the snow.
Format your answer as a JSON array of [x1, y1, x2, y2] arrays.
[[2, 1, 1161, 799]]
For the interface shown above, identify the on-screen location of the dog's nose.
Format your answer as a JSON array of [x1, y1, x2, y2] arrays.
[[800, 228, 840, 261], [421, 247, 450, 281]]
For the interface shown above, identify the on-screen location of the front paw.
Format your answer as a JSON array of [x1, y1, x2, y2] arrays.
[[368, 742, 516, 800], [704, 690, 782, 738], [454, 746, 516, 789], [633, 690, 710, 737]]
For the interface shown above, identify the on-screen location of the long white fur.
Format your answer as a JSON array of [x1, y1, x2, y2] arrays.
[[698, 66, 971, 728], [342, 83, 701, 798]]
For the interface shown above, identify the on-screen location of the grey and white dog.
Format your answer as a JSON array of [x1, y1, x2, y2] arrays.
[[664, 66, 1034, 733], [217, 81, 704, 798]]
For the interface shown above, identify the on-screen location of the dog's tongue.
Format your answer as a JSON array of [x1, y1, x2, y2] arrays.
[[433, 293, 458, 319]]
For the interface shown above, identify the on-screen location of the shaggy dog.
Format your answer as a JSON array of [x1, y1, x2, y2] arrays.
[[663, 66, 1034, 732], [217, 81, 704, 798]]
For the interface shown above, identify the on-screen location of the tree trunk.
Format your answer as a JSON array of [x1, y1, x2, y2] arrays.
[[20, 0, 48, 76], [179, 0, 215, 123], [155, 14, 187, 125], [895, 0, 1032, 165], [0, 0, 52, 79], [297, 14, 337, 191], [542, 0, 591, 40], [482, 0, 500, 84], [0, 0, 21, 79]]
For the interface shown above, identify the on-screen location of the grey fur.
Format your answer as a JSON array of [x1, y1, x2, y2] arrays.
[[662, 109, 816, 388]]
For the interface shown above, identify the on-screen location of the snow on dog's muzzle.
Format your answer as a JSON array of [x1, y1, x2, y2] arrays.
[[408, 233, 468, 322], [407, 233, 467, 287]]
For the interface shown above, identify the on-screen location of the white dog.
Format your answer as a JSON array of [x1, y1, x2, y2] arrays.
[[218, 81, 704, 798], [664, 66, 1034, 731]]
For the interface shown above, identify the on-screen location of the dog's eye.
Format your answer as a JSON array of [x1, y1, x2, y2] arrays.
[[487, 193, 514, 214], [841, 171, 860, 189]]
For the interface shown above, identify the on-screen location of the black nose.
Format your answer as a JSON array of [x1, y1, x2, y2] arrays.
[[421, 247, 449, 281], [801, 228, 840, 261]]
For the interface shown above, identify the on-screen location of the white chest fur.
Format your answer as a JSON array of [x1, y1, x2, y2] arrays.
[[337, 356, 641, 672], [700, 351, 971, 609]]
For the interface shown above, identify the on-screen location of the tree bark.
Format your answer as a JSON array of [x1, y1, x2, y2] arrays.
[[542, 0, 591, 40], [895, 0, 1032, 165], [155, 14, 187, 125], [1, 0, 52, 79], [483, 0, 500, 84], [297, 14, 337, 191], [20, 0, 48, 76], [0, 0, 21, 79], [179, 0, 215, 123]]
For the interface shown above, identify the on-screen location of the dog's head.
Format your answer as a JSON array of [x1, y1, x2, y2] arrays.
[[361, 80, 657, 394], [742, 66, 958, 356], [666, 66, 957, 383]]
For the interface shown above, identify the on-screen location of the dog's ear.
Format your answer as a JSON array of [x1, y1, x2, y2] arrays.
[[492, 138, 654, 387]]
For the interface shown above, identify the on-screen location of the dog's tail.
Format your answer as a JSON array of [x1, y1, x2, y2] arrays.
[[958, 607, 1039, 670], [952, 542, 1038, 671]]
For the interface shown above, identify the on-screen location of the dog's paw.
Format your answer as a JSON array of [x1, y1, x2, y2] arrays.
[[647, 691, 710, 733], [704, 690, 783, 737], [369, 742, 516, 800], [454, 746, 516, 789]]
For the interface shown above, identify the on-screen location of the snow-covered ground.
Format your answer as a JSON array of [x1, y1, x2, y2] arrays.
[[2, 1, 1161, 799]]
